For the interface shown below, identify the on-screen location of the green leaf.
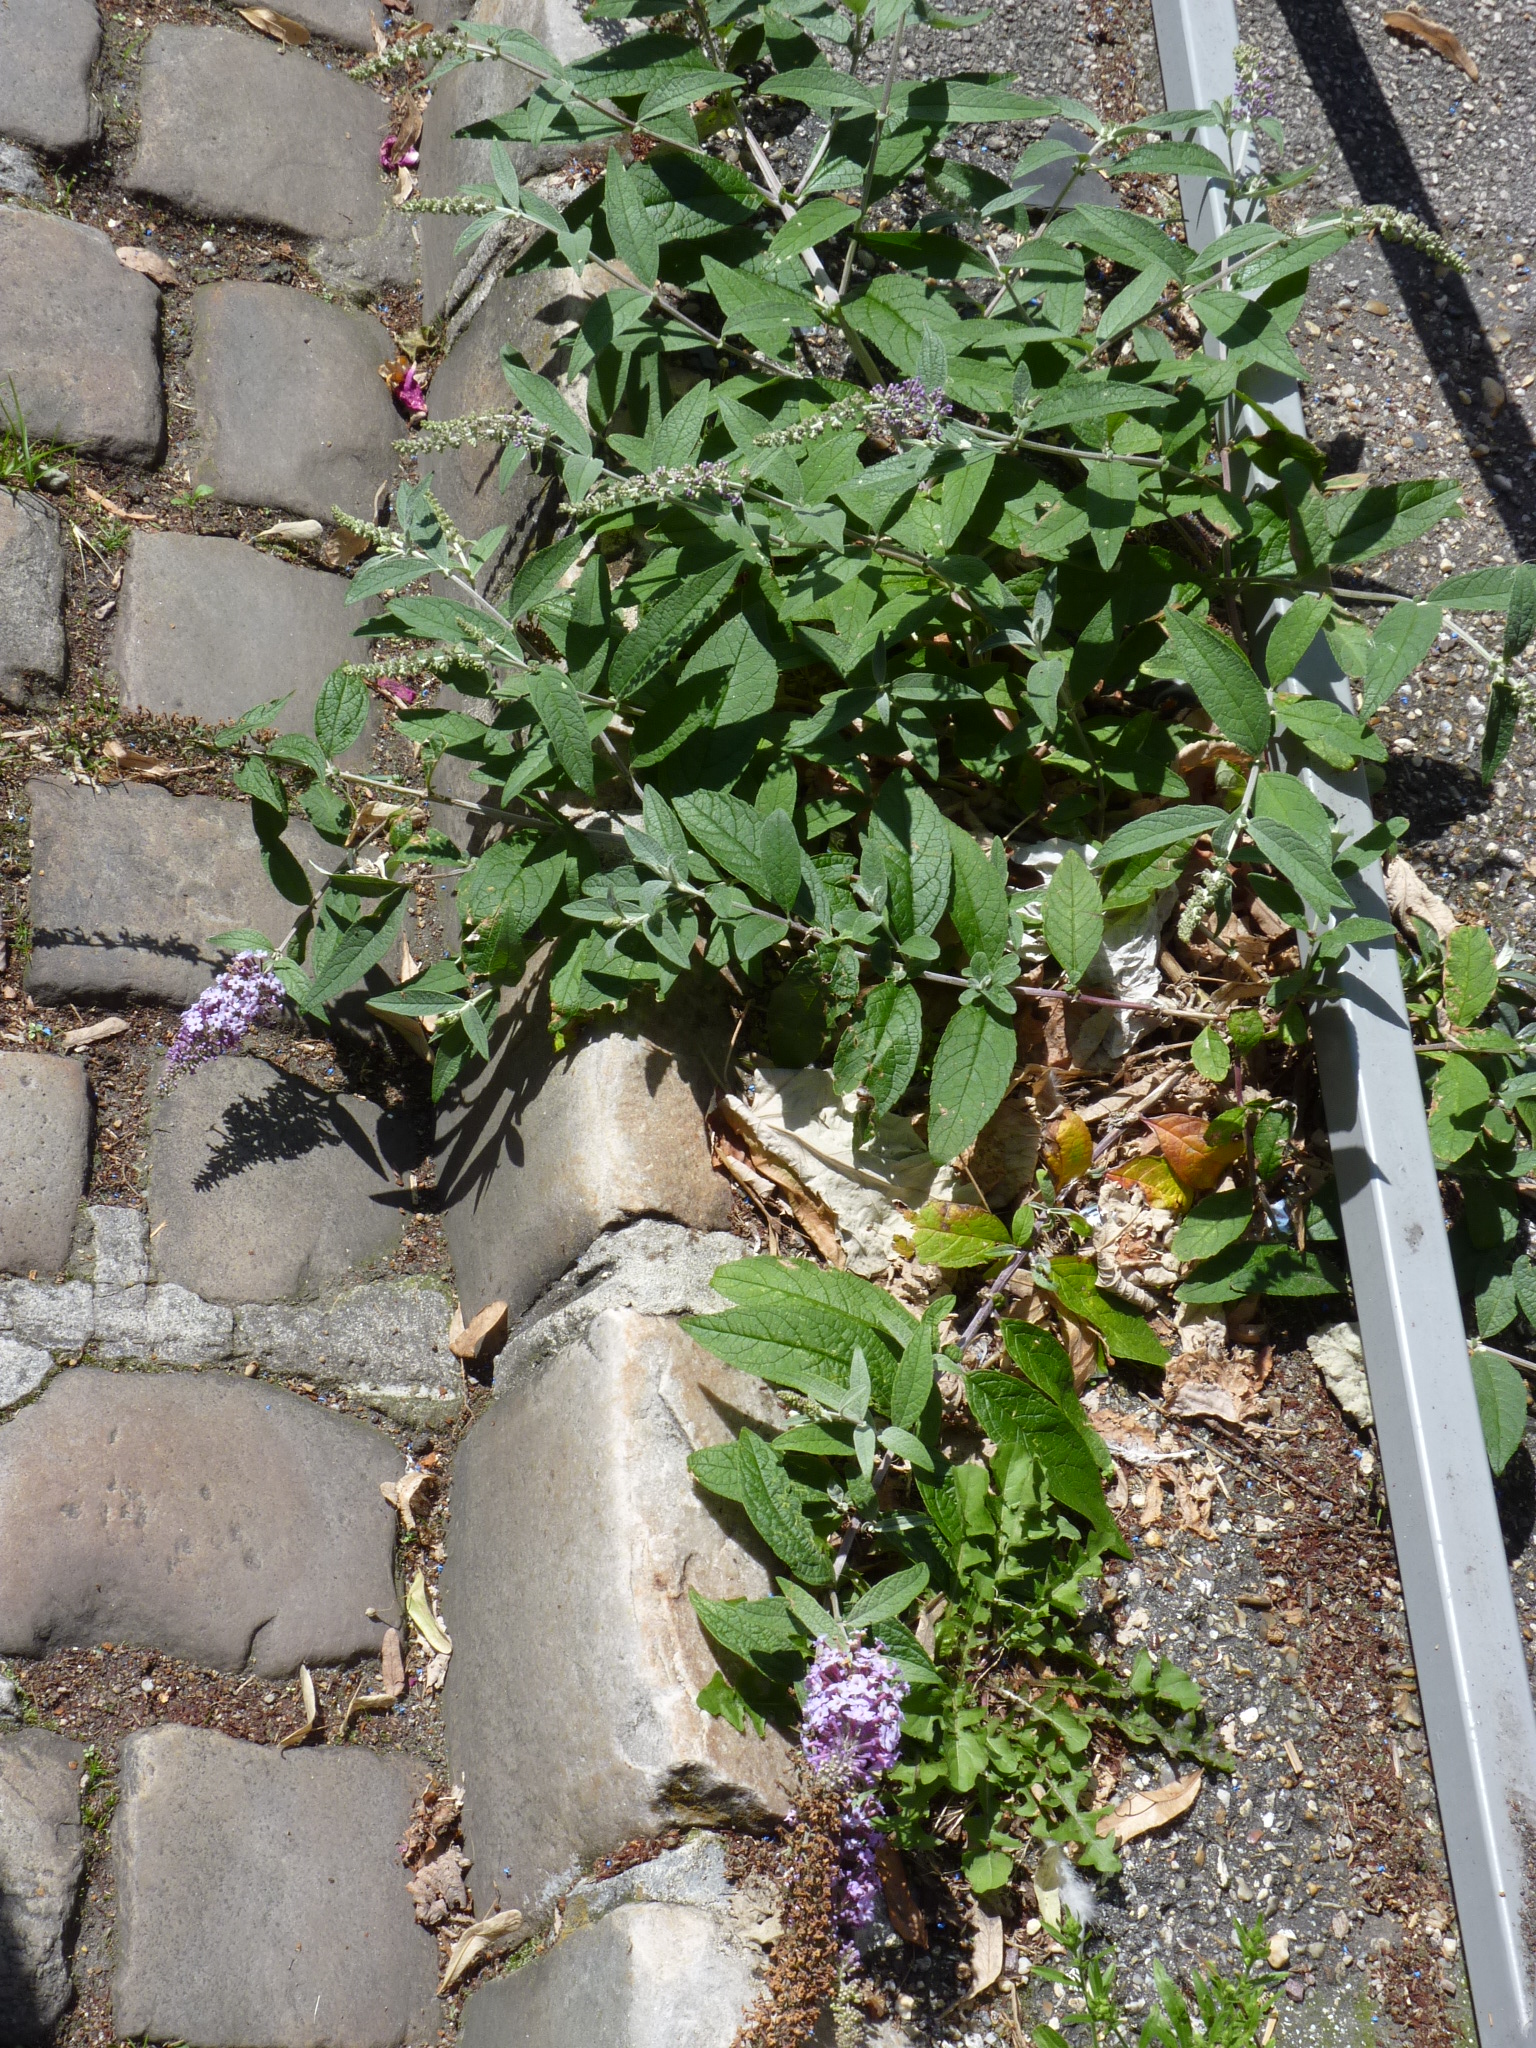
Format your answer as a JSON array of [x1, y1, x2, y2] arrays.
[[1444, 923, 1498, 1028], [758, 805, 802, 916], [1041, 849, 1103, 987], [1189, 1025, 1231, 1083], [1245, 815, 1352, 914], [766, 197, 860, 266], [266, 731, 330, 781], [609, 556, 742, 700], [1169, 1188, 1253, 1263], [1482, 681, 1521, 785], [688, 1588, 802, 1668], [314, 669, 369, 759], [869, 773, 952, 941], [502, 359, 593, 460], [676, 788, 768, 896], [1097, 805, 1230, 867], [695, 1669, 766, 1737], [1047, 1256, 1169, 1366], [928, 1003, 1015, 1164], [737, 1429, 834, 1586], [232, 755, 286, 823], [1471, 1349, 1528, 1475], [1359, 601, 1442, 719], [963, 1370, 1122, 1543], [306, 893, 407, 1008], [964, 1848, 1016, 1895], [525, 666, 596, 794], [602, 147, 660, 287], [831, 980, 923, 1115], [947, 823, 1009, 960], [1174, 1241, 1343, 1302], [889, 1323, 937, 1433], [1161, 611, 1272, 757], [1325, 477, 1463, 566], [1263, 594, 1332, 688], [1505, 563, 1536, 662], [844, 1563, 930, 1630]]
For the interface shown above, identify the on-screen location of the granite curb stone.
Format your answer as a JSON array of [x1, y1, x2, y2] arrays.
[[0, 1368, 402, 1674], [495, 1218, 745, 1392], [189, 282, 401, 521], [0, 490, 67, 709], [112, 1727, 438, 2047], [434, 981, 733, 1322], [111, 530, 376, 754], [0, 1730, 85, 2042], [0, 1053, 89, 1278], [0, 1338, 52, 1412], [457, 1902, 757, 2048], [443, 1309, 794, 1931], [0, 211, 163, 465], [125, 29, 396, 261], [147, 1053, 418, 1305], [24, 777, 331, 1008], [0, 0, 101, 154]]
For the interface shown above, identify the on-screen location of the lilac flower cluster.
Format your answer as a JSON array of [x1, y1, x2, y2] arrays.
[[160, 952, 286, 1088], [1231, 43, 1277, 121], [801, 1635, 907, 1932], [863, 379, 953, 445]]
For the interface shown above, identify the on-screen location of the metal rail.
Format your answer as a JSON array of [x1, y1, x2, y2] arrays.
[[1148, 4, 1536, 2040]]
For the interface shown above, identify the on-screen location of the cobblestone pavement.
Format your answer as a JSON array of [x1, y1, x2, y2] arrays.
[[0, 2, 1518, 2046]]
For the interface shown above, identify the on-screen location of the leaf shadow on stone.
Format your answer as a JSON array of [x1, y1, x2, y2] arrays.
[[1380, 753, 1491, 845], [191, 1068, 423, 1200], [29, 924, 211, 968], [1495, 1442, 1536, 1563]]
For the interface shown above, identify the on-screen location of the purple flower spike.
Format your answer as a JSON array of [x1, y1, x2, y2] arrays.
[[161, 951, 286, 1087], [864, 378, 952, 445], [800, 1635, 907, 1933]]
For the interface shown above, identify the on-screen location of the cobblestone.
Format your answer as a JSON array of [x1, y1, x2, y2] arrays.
[[0, 1730, 85, 2041], [0, 0, 101, 155], [0, 1054, 89, 1279], [0, 490, 66, 709]]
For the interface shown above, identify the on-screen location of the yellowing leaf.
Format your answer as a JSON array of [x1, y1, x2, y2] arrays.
[[1045, 1110, 1094, 1192], [1146, 1114, 1244, 1194], [1096, 1768, 1202, 1845], [406, 1568, 452, 1656], [902, 1203, 1012, 1268], [971, 1908, 1005, 1994], [1107, 1154, 1192, 1215]]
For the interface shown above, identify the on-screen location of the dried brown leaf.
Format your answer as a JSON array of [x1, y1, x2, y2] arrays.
[[450, 1299, 509, 1362], [276, 1664, 317, 1750], [438, 1909, 525, 1994], [1383, 7, 1478, 77], [62, 1016, 129, 1050], [970, 1909, 1005, 1995], [1096, 1768, 1202, 1845], [236, 5, 312, 44], [116, 245, 178, 287], [874, 1842, 927, 1946], [407, 1844, 469, 1926]]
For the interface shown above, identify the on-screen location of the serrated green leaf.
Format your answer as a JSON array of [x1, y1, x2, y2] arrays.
[[1359, 601, 1442, 719], [844, 1562, 930, 1629], [1189, 1025, 1231, 1083], [947, 823, 1009, 960], [525, 666, 596, 794], [314, 670, 369, 759], [1048, 1256, 1169, 1366], [1444, 923, 1497, 1028], [963, 1370, 1121, 1542], [306, 893, 407, 1008], [1263, 592, 1331, 687], [603, 147, 660, 287], [831, 980, 923, 1115], [1161, 611, 1272, 757], [1245, 814, 1352, 913], [904, 1203, 1011, 1268], [609, 556, 742, 700], [928, 1003, 1015, 1165], [1097, 805, 1230, 868], [1169, 1187, 1253, 1263], [688, 1588, 802, 1666], [1041, 849, 1103, 987], [1471, 1349, 1528, 1474], [737, 1428, 834, 1585], [1504, 562, 1536, 662]]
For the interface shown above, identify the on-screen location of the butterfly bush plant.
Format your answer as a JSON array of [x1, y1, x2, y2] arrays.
[[200, 0, 1536, 1945]]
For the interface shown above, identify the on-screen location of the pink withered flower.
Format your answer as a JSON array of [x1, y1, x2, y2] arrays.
[[394, 365, 428, 419], [160, 951, 286, 1087], [372, 675, 419, 707], [801, 1635, 907, 1932], [380, 134, 420, 173]]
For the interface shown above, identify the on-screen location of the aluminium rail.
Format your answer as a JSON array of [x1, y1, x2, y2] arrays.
[[1146, 4, 1536, 2040]]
